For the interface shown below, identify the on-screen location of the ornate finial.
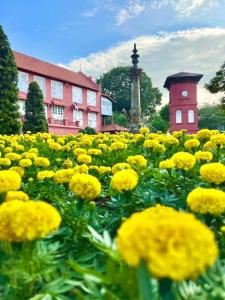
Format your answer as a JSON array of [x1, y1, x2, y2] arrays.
[[131, 43, 139, 67]]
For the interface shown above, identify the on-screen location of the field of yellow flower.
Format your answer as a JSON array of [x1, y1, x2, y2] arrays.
[[0, 128, 225, 300]]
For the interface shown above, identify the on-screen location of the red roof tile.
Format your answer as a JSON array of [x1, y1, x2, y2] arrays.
[[101, 124, 128, 132], [14, 51, 100, 91]]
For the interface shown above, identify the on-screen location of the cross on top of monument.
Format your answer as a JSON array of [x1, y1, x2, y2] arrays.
[[131, 43, 139, 67]]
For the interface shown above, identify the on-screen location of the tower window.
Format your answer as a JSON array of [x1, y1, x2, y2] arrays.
[[188, 110, 194, 123], [176, 110, 182, 124]]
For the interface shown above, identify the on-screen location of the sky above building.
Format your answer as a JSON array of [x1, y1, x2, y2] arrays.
[[1, 0, 225, 105]]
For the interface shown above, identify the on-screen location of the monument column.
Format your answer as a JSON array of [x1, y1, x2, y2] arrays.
[[129, 43, 142, 130]]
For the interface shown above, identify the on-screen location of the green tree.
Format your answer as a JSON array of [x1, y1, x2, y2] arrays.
[[149, 114, 169, 133], [113, 112, 130, 127], [97, 66, 162, 118], [198, 104, 225, 130], [0, 25, 21, 134], [159, 104, 169, 121], [205, 62, 225, 106], [23, 81, 48, 133]]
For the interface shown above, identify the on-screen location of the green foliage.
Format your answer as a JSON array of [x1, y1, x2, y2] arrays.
[[79, 127, 96, 135], [198, 105, 225, 130], [23, 81, 48, 133], [112, 112, 129, 127], [159, 104, 169, 121], [205, 62, 225, 106], [149, 114, 169, 133], [0, 25, 21, 134], [97, 66, 162, 118]]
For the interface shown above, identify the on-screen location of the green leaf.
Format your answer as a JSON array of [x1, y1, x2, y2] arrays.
[[137, 260, 153, 300]]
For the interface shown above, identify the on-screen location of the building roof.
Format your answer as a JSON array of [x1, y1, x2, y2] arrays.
[[164, 72, 203, 89], [101, 124, 128, 132], [101, 93, 116, 103], [14, 51, 100, 91]]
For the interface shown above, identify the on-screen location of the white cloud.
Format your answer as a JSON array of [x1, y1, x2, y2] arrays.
[[82, 7, 99, 18], [66, 27, 225, 107], [115, 0, 146, 26]]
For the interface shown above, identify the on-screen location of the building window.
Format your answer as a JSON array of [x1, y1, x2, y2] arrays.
[[88, 112, 97, 128], [101, 97, 112, 116], [72, 86, 82, 104], [175, 110, 182, 124], [52, 105, 64, 120], [34, 76, 46, 97], [19, 100, 25, 116], [18, 71, 29, 92], [188, 109, 194, 123], [87, 90, 97, 106], [51, 80, 63, 99], [73, 110, 83, 126], [44, 104, 48, 118]]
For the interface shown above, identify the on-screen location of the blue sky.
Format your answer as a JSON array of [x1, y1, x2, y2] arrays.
[[1, 0, 225, 104]]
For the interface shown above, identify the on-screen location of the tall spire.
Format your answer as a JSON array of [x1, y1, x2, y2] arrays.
[[131, 43, 140, 68]]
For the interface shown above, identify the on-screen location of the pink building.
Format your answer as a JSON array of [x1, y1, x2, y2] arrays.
[[14, 51, 114, 134], [164, 72, 203, 134]]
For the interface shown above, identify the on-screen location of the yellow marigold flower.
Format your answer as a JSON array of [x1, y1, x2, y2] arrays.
[[37, 171, 55, 180], [0, 170, 21, 193], [111, 169, 138, 192], [89, 165, 99, 172], [220, 226, 225, 233], [139, 127, 149, 135], [49, 142, 62, 151], [88, 148, 102, 156], [74, 164, 89, 174], [9, 166, 24, 177], [210, 134, 225, 146], [159, 159, 175, 169], [195, 151, 213, 161], [63, 159, 73, 168], [28, 148, 39, 154], [54, 168, 74, 183], [187, 187, 225, 215], [112, 163, 132, 174], [80, 138, 93, 147], [97, 143, 108, 151], [171, 152, 196, 170], [116, 205, 218, 281], [35, 157, 50, 168], [0, 158, 11, 166], [165, 136, 179, 146], [73, 148, 87, 156], [200, 163, 225, 185], [19, 158, 32, 168], [133, 134, 145, 142], [5, 191, 29, 202], [22, 152, 38, 160], [197, 129, 213, 139], [4, 147, 12, 153], [0, 200, 61, 242], [184, 139, 200, 149], [15, 145, 24, 151], [56, 137, 65, 145], [77, 154, 92, 164], [127, 155, 147, 170], [203, 141, 215, 151], [172, 131, 183, 138], [144, 140, 166, 152], [69, 173, 101, 200], [99, 166, 111, 174], [111, 141, 127, 151], [5, 152, 21, 161]]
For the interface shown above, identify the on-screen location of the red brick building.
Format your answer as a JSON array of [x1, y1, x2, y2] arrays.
[[14, 51, 114, 134], [164, 72, 203, 134]]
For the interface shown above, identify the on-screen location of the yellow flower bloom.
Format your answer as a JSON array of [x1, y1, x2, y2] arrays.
[[144, 140, 166, 152], [5, 191, 29, 202], [5, 152, 21, 161], [54, 168, 75, 183], [171, 152, 196, 170], [9, 166, 24, 177], [49, 142, 62, 151], [19, 158, 32, 168], [112, 163, 132, 174], [164, 136, 179, 146], [203, 141, 215, 151], [0, 158, 11, 166], [69, 173, 101, 200], [111, 141, 127, 151], [77, 154, 92, 164], [111, 169, 138, 192], [116, 205, 218, 281], [197, 129, 213, 139], [73, 148, 88, 156], [127, 155, 147, 170], [88, 149, 102, 156], [159, 159, 175, 169], [187, 187, 225, 215], [200, 163, 225, 185], [35, 157, 50, 168], [74, 164, 89, 173], [0, 170, 21, 193], [37, 171, 55, 180], [194, 151, 213, 161], [0, 200, 61, 242], [139, 127, 149, 135], [4, 147, 12, 153], [210, 134, 225, 146], [63, 159, 73, 168], [184, 138, 200, 149], [99, 166, 111, 174]]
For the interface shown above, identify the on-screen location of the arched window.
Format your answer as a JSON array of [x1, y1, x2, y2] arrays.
[[188, 110, 194, 123], [176, 110, 182, 124]]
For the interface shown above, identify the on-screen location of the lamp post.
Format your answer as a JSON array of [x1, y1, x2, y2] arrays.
[[129, 43, 142, 132]]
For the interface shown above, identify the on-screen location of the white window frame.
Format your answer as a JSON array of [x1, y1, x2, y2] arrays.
[[19, 100, 25, 116], [51, 80, 63, 99], [88, 112, 97, 128], [101, 97, 112, 116], [176, 110, 182, 124], [52, 105, 64, 120], [34, 76, 46, 97], [188, 109, 194, 123], [18, 71, 29, 92], [73, 110, 83, 126], [72, 86, 83, 104], [87, 90, 97, 106]]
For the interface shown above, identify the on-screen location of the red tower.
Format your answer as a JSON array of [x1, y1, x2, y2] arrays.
[[164, 72, 203, 133]]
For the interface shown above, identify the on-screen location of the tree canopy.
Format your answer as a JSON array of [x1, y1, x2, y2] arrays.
[[97, 66, 162, 118], [0, 25, 21, 134], [23, 81, 48, 133], [198, 104, 225, 130]]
